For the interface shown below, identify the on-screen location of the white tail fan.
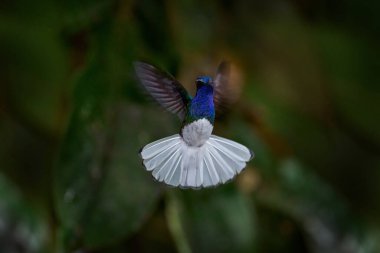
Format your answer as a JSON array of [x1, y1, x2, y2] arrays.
[[140, 134, 253, 188]]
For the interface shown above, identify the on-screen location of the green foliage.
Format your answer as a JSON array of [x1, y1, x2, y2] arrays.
[[0, 0, 379, 252], [167, 186, 256, 253], [0, 174, 48, 252]]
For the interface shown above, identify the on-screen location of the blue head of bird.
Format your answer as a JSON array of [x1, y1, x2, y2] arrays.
[[196, 76, 213, 88]]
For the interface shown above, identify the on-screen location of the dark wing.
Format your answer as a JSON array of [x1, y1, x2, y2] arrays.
[[134, 62, 191, 120], [213, 61, 236, 114]]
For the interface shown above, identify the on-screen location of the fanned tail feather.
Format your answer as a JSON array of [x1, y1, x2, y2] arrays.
[[140, 134, 253, 188]]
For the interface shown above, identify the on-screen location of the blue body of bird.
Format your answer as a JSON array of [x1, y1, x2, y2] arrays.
[[186, 76, 215, 125]]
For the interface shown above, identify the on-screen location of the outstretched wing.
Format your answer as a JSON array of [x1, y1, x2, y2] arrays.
[[134, 62, 191, 120], [213, 61, 237, 115]]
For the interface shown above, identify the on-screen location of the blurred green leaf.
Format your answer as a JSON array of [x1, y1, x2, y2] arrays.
[[61, 0, 116, 32], [167, 186, 256, 253], [53, 27, 178, 249], [0, 173, 49, 253], [315, 29, 380, 145], [0, 3, 69, 135], [258, 158, 362, 253], [360, 228, 380, 253]]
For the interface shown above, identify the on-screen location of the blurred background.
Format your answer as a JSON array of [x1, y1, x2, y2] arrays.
[[1, 0, 380, 252]]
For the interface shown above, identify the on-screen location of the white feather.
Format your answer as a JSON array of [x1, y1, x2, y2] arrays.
[[181, 118, 213, 146], [141, 134, 181, 160], [143, 139, 181, 171], [140, 131, 253, 188], [210, 135, 253, 161]]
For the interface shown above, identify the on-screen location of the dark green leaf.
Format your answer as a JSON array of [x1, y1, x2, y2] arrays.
[[0, 174, 49, 253], [167, 186, 256, 253], [54, 48, 177, 249]]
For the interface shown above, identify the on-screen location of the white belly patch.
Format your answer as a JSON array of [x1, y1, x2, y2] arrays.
[[182, 118, 213, 147]]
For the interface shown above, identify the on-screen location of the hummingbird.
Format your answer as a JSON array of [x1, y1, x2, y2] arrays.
[[134, 61, 254, 188]]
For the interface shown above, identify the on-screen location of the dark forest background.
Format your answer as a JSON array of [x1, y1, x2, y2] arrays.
[[0, 0, 380, 252]]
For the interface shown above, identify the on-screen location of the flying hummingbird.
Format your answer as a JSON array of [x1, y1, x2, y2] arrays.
[[134, 61, 254, 188]]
